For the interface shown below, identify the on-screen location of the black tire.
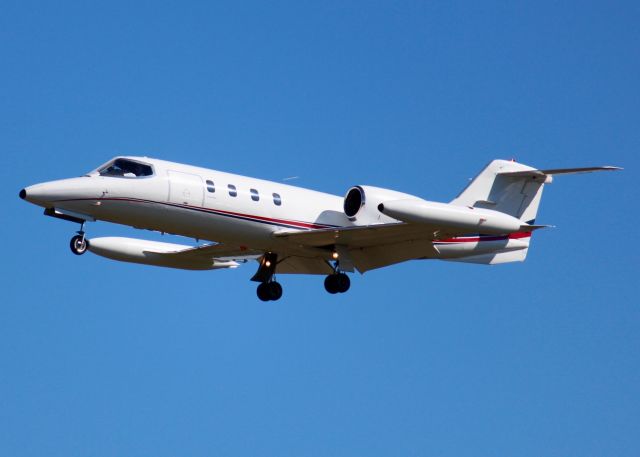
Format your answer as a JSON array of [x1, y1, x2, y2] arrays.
[[324, 275, 339, 294], [336, 273, 351, 293], [267, 281, 283, 301], [70, 235, 89, 255], [257, 282, 271, 301]]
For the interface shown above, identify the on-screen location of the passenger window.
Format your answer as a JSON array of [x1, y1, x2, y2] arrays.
[[228, 184, 237, 197], [206, 180, 215, 193], [250, 189, 259, 202], [273, 193, 282, 206]]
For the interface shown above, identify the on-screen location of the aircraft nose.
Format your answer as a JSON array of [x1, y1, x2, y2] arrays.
[[21, 180, 81, 206], [21, 183, 52, 205], [20, 177, 99, 208]]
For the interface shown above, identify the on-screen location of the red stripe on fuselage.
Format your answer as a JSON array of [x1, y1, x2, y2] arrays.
[[55, 197, 336, 230]]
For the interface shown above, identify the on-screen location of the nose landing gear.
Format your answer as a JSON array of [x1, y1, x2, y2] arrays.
[[69, 221, 89, 255]]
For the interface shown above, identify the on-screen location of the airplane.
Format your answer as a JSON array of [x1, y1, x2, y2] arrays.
[[19, 157, 620, 301]]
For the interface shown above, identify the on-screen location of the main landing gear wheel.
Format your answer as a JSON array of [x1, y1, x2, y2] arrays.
[[257, 281, 283, 302], [324, 273, 350, 294], [70, 234, 89, 255]]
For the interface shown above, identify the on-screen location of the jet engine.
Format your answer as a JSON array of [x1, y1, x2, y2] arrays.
[[343, 185, 422, 225], [344, 186, 532, 234]]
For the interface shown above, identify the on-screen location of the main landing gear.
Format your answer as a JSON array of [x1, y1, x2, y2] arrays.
[[324, 272, 350, 294], [257, 280, 283, 302], [69, 222, 89, 255], [251, 252, 352, 301], [252, 252, 283, 301]]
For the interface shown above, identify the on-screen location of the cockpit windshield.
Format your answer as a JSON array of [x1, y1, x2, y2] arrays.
[[98, 158, 153, 178]]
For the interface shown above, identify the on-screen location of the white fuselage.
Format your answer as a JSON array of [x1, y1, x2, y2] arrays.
[[22, 156, 534, 265], [25, 157, 351, 250], [20, 155, 620, 297], [20, 156, 619, 299]]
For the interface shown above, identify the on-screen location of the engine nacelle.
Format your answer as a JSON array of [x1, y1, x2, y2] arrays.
[[343, 186, 529, 234], [343, 185, 422, 225]]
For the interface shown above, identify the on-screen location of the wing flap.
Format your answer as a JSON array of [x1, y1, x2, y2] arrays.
[[274, 222, 458, 249], [350, 239, 439, 272], [274, 223, 455, 273], [275, 256, 334, 275]]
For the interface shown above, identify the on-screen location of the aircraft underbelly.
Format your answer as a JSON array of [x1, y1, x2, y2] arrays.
[[152, 202, 274, 246]]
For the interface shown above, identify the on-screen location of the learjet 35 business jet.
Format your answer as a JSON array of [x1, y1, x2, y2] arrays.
[[20, 157, 620, 301]]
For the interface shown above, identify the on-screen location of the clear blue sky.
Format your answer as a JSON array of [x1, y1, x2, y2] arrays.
[[2, 1, 638, 456]]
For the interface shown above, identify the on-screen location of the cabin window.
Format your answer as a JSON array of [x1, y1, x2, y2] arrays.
[[206, 180, 215, 193], [273, 193, 282, 206], [228, 184, 237, 197], [250, 189, 259, 202], [98, 158, 153, 178]]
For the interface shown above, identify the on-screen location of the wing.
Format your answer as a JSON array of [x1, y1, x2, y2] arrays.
[[275, 256, 334, 275], [274, 222, 446, 247], [145, 242, 263, 263], [274, 222, 457, 273]]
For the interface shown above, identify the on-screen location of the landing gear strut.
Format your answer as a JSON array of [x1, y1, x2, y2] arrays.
[[69, 221, 89, 255]]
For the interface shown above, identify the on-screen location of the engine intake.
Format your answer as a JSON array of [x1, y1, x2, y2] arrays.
[[342, 185, 422, 224], [344, 186, 365, 218]]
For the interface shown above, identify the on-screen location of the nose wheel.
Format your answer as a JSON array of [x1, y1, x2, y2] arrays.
[[70, 234, 89, 255], [324, 272, 350, 294], [69, 222, 89, 255], [257, 281, 283, 302]]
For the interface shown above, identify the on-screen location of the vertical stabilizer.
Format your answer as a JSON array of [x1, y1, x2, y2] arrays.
[[451, 159, 546, 223], [445, 160, 620, 265]]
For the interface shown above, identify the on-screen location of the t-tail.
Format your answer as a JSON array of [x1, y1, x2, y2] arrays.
[[444, 159, 621, 265]]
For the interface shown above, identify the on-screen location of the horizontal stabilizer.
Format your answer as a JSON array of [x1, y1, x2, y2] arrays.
[[520, 224, 553, 232], [500, 166, 622, 178]]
